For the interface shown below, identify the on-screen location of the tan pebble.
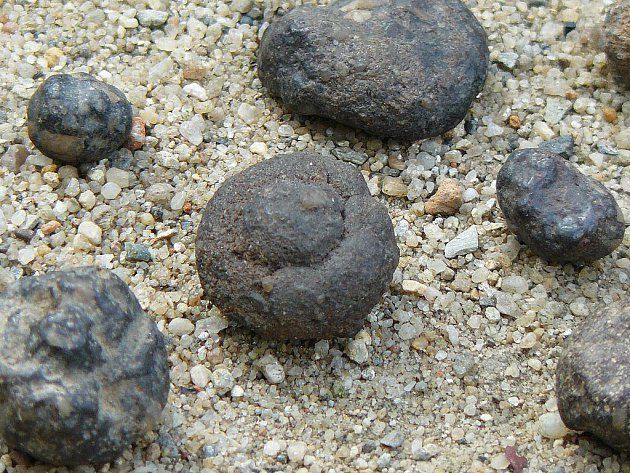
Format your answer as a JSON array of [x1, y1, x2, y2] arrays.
[[401, 279, 425, 294], [183, 64, 208, 80], [381, 176, 408, 197], [508, 114, 521, 129], [424, 178, 462, 215], [602, 106, 617, 123], [41, 220, 61, 235], [2, 22, 18, 33], [126, 117, 146, 151], [565, 89, 578, 100], [387, 155, 406, 170], [44, 47, 63, 68], [41, 164, 58, 174]]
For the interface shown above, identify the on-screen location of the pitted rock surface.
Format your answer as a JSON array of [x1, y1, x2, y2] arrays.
[[0, 267, 169, 466], [603, 0, 630, 89], [27, 74, 133, 163], [258, 0, 489, 140], [556, 300, 629, 452], [195, 153, 399, 340], [496, 148, 625, 263]]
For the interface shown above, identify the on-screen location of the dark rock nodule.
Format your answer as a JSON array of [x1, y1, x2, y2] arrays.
[[556, 300, 629, 452], [258, 0, 489, 140], [603, 0, 630, 89], [0, 267, 169, 466], [496, 148, 625, 263], [27, 74, 133, 163], [195, 152, 399, 340]]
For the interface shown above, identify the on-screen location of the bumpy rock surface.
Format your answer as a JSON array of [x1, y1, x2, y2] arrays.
[[27, 74, 133, 163], [603, 0, 630, 89], [0, 267, 169, 466], [556, 300, 629, 452], [196, 153, 399, 339], [496, 149, 625, 263], [258, 0, 488, 140]]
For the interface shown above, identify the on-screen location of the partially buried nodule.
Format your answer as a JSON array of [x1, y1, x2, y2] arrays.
[[27, 73, 133, 164], [0, 267, 169, 466]]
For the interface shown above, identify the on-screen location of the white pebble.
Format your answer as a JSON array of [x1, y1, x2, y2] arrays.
[[287, 441, 307, 463], [101, 182, 122, 200], [168, 318, 194, 336], [78, 221, 102, 245], [539, 412, 569, 439], [190, 365, 211, 388]]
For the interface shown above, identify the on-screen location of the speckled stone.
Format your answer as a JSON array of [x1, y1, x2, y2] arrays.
[[27, 74, 133, 163], [195, 153, 399, 340], [258, 0, 489, 140], [603, 0, 630, 89], [556, 300, 629, 452], [0, 267, 169, 466], [496, 149, 625, 263]]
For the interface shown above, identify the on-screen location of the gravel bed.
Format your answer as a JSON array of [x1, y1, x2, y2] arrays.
[[0, 0, 628, 472]]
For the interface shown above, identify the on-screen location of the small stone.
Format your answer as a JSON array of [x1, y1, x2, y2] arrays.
[[496, 149, 625, 263], [190, 365, 211, 388], [171, 192, 186, 211], [27, 74, 132, 164], [79, 190, 97, 210], [1, 145, 29, 172], [231, 385, 245, 398], [615, 128, 630, 150], [211, 368, 235, 395], [0, 267, 169, 465], [382, 176, 408, 197], [101, 182, 122, 200], [249, 142, 268, 155], [602, 106, 618, 123], [287, 441, 307, 463], [556, 300, 629, 451], [258, 0, 489, 140], [380, 431, 404, 449], [532, 121, 555, 140], [346, 339, 369, 364], [490, 453, 510, 470], [263, 440, 284, 457], [168, 318, 194, 336], [262, 361, 286, 384], [145, 183, 174, 205], [496, 51, 518, 70], [126, 117, 146, 151], [125, 243, 152, 262], [539, 135, 575, 158], [444, 226, 479, 258], [40, 220, 60, 235], [539, 412, 569, 440], [231, 0, 253, 13], [17, 247, 36, 265], [78, 221, 102, 245], [137, 10, 169, 28], [180, 116, 204, 145], [183, 82, 208, 101], [331, 147, 368, 165], [424, 178, 462, 215], [237, 103, 260, 124], [603, 0, 630, 88]]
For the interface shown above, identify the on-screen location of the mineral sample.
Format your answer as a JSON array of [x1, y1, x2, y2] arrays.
[[603, 0, 630, 89], [496, 149, 625, 263], [258, 0, 488, 140], [195, 153, 399, 339], [556, 300, 629, 452], [27, 74, 133, 163], [0, 267, 169, 466]]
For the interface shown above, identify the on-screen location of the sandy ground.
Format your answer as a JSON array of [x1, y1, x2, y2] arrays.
[[0, 0, 628, 472]]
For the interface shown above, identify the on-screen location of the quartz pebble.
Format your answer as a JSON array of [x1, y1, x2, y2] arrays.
[[539, 412, 569, 440], [444, 226, 479, 258]]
